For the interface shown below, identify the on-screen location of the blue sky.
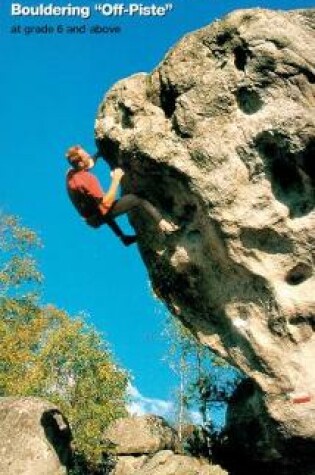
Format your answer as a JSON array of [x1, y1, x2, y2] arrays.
[[0, 0, 312, 415]]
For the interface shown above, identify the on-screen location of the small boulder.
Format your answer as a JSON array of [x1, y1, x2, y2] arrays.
[[103, 415, 179, 455], [112, 450, 228, 475]]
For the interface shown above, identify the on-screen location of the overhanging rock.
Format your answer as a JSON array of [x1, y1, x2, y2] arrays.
[[95, 8, 315, 468]]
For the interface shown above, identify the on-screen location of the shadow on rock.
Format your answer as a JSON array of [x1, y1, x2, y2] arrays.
[[41, 409, 73, 469]]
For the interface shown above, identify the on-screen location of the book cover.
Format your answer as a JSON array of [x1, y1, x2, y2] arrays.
[[1, 0, 314, 473]]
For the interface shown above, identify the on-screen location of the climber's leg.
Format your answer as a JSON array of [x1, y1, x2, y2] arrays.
[[108, 194, 161, 220], [108, 194, 177, 233], [104, 215, 137, 246]]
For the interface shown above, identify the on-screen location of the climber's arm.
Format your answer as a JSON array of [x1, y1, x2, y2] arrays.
[[99, 168, 125, 214]]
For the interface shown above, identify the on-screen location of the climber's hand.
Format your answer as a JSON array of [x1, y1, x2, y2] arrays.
[[111, 168, 125, 181]]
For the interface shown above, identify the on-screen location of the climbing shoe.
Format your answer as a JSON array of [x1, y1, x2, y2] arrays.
[[121, 235, 138, 246]]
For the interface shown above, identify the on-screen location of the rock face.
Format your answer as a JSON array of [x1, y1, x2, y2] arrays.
[[0, 397, 72, 475], [96, 8, 315, 470], [103, 415, 227, 475]]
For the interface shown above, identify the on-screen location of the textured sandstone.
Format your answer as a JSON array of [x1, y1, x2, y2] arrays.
[[0, 397, 72, 475], [112, 450, 227, 475], [103, 415, 179, 454], [110, 455, 148, 475], [104, 416, 227, 475], [131, 450, 226, 475], [96, 8, 315, 468]]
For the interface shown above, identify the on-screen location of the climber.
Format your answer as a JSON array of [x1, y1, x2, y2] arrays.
[[65, 145, 177, 246]]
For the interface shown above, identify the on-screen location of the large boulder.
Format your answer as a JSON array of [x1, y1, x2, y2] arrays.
[[96, 8, 315, 470], [104, 416, 227, 475], [103, 415, 179, 454], [0, 397, 72, 475]]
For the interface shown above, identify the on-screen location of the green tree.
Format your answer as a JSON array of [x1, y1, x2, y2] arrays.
[[0, 214, 42, 293], [162, 315, 195, 440], [0, 214, 128, 471], [163, 314, 242, 452]]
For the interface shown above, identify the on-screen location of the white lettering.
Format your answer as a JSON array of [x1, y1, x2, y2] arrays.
[[11, 3, 91, 19]]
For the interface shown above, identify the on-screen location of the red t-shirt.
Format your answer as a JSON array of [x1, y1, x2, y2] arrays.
[[67, 169, 105, 224]]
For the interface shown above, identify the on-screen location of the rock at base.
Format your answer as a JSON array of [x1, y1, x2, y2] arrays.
[[103, 414, 179, 455], [0, 397, 72, 475], [104, 415, 228, 475]]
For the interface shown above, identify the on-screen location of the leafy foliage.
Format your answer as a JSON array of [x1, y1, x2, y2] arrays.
[[0, 214, 42, 293], [163, 314, 243, 451], [0, 214, 128, 471]]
